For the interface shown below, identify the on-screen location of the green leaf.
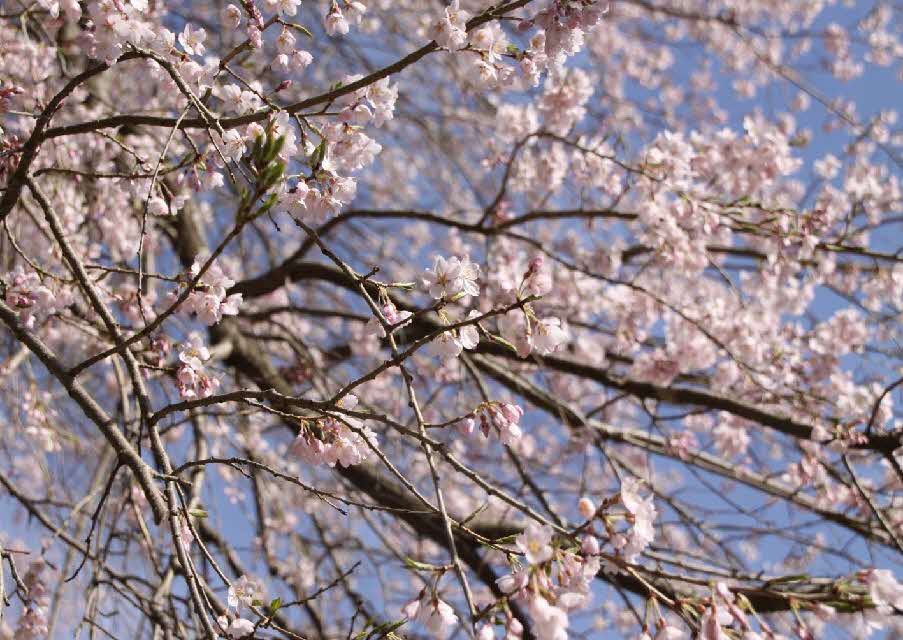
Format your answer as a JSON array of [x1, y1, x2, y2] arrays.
[[286, 22, 314, 38], [403, 557, 441, 571], [262, 161, 286, 189], [763, 573, 810, 586], [352, 618, 407, 640], [264, 135, 286, 164], [269, 597, 282, 614], [188, 508, 208, 518], [258, 192, 278, 214], [492, 533, 519, 544], [487, 333, 518, 354], [309, 140, 327, 170], [251, 134, 265, 163]]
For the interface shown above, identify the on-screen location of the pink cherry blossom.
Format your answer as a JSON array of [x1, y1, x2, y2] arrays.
[[177, 334, 219, 399], [222, 4, 242, 29], [516, 522, 554, 565], [431, 1, 470, 51], [325, 3, 350, 37], [227, 574, 265, 609], [527, 594, 569, 640], [178, 24, 207, 56], [422, 255, 480, 299], [4, 267, 59, 329], [866, 569, 903, 611], [404, 591, 459, 636], [578, 497, 595, 519], [227, 617, 255, 639]]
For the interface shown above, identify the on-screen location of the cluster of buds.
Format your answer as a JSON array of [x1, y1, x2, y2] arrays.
[[0, 132, 21, 181], [458, 402, 525, 445], [145, 335, 171, 368], [288, 395, 378, 467], [0, 84, 24, 109], [365, 300, 413, 338], [16, 560, 50, 639]]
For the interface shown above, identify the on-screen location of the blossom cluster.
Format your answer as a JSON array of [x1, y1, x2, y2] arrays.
[[20, 391, 62, 454], [176, 334, 220, 399], [275, 76, 396, 223], [216, 574, 267, 639], [181, 259, 243, 326], [491, 522, 601, 640], [3, 267, 65, 329], [15, 560, 50, 639], [288, 395, 378, 467], [428, 0, 609, 89], [402, 589, 459, 636], [458, 401, 525, 446], [531, 1, 609, 61]]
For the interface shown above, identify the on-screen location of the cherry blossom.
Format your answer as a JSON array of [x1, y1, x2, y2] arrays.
[[178, 24, 207, 56], [3, 267, 59, 329], [222, 4, 242, 30], [325, 3, 350, 37], [176, 334, 220, 399], [365, 301, 413, 338], [866, 569, 903, 612], [431, 1, 470, 52], [528, 594, 569, 640], [227, 617, 255, 639], [516, 522, 554, 565], [15, 560, 51, 639], [228, 575, 266, 609], [619, 478, 657, 561], [423, 255, 480, 299], [182, 258, 243, 326], [403, 590, 459, 636], [472, 401, 525, 445]]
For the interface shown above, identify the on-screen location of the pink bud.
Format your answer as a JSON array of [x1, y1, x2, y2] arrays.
[[476, 624, 495, 640], [581, 535, 600, 555], [401, 597, 420, 619], [479, 413, 491, 438], [578, 497, 595, 519], [456, 417, 476, 436], [500, 403, 523, 424], [382, 303, 400, 324], [508, 617, 523, 635]]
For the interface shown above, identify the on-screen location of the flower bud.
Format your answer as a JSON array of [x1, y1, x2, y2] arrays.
[[457, 417, 476, 436], [500, 403, 523, 424]]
